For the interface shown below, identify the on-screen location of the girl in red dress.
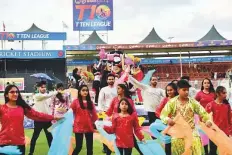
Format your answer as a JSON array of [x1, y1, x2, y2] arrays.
[[104, 98, 145, 155], [155, 82, 178, 155], [206, 86, 232, 155], [195, 78, 215, 154], [70, 85, 98, 155], [106, 84, 136, 117], [195, 78, 215, 108], [0, 85, 60, 155], [106, 84, 143, 155]]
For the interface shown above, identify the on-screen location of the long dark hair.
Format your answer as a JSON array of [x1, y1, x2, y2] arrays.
[[201, 78, 215, 93], [4, 85, 31, 112], [165, 83, 178, 97], [117, 84, 131, 99], [56, 83, 65, 103], [215, 86, 229, 104], [78, 85, 93, 110], [117, 98, 134, 115]]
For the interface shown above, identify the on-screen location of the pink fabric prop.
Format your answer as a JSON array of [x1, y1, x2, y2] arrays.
[[125, 57, 134, 65], [199, 121, 232, 155], [194, 115, 209, 146], [162, 114, 193, 155], [141, 126, 153, 137], [99, 49, 107, 59], [107, 54, 114, 61], [114, 66, 130, 87]]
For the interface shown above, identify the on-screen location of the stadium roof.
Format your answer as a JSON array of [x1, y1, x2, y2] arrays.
[[22, 23, 48, 33], [198, 25, 227, 41], [81, 31, 107, 45], [140, 28, 166, 44]]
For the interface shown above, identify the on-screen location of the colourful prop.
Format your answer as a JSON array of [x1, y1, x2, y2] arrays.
[[0, 146, 21, 154], [114, 66, 130, 87], [141, 69, 156, 85], [99, 48, 107, 59], [95, 120, 120, 155], [68, 137, 76, 155], [97, 112, 107, 120], [138, 117, 145, 126], [195, 115, 209, 146], [141, 126, 153, 137], [65, 88, 78, 101], [162, 114, 193, 155], [107, 54, 115, 61], [196, 126, 209, 146], [25, 136, 31, 146], [149, 119, 171, 144], [134, 57, 141, 63], [83, 71, 94, 81], [125, 57, 134, 65], [48, 110, 74, 155], [137, 140, 165, 155], [127, 54, 134, 61], [199, 121, 232, 154]]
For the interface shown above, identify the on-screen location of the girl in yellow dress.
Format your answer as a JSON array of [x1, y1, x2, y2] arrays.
[[160, 80, 212, 155]]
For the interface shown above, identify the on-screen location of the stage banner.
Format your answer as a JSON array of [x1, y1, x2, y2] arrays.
[[24, 117, 34, 129], [195, 40, 232, 47], [141, 56, 232, 64], [0, 79, 4, 91], [66, 59, 98, 66], [2, 78, 25, 91], [0, 50, 65, 59], [64, 44, 96, 50], [0, 32, 66, 40], [73, 0, 113, 31]]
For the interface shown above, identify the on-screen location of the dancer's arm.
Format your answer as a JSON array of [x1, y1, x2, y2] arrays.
[[128, 76, 147, 90], [34, 91, 56, 101], [106, 98, 116, 117], [91, 103, 98, 123], [25, 108, 54, 121], [160, 101, 174, 124], [193, 99, 210, 123], [104, 116, 117, 134], [156, 98, 168, 118], [133, 113, 144, 141]]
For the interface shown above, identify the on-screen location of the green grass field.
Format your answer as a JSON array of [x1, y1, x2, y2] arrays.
[[25, 129, 147, 155]]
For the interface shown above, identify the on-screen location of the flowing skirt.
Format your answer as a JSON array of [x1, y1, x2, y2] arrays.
[[171, 136, 204, 155]]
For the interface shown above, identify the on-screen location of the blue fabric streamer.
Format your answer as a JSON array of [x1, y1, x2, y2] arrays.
[[196, 125, 206, 134], [150, 119, 171, 144], [137, 140, 165, 155], [48, 109, 74, 155], [0, 146, 21, 155], [141, 69, 156, 85], [95, 120, 120, 155]]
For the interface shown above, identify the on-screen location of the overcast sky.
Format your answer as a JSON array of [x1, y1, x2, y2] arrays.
[[0, 0, 232, 50]]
